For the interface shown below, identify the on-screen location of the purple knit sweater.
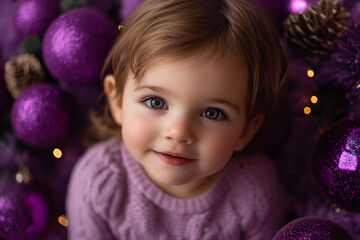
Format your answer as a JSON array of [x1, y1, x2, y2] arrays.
[[66, 138, 288, 239]]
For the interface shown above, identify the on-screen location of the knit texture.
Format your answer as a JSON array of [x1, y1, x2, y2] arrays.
[[66, 138, 288, 239]]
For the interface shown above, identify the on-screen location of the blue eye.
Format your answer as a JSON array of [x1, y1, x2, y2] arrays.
[[202, 108, 226, 120], [144, 97, 167, 109]]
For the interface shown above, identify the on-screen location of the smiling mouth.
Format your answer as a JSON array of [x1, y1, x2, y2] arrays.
[[154, 151, 196, 166]]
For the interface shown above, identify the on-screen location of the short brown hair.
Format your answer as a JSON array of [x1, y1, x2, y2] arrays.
[[85, 0, 288, 146]]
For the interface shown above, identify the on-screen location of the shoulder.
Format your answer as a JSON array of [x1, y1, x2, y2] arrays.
[[228, 154, 288, 227], [230, 153, 279, 191], [72, 138, 124, 176], [66, 138, 127, 219]]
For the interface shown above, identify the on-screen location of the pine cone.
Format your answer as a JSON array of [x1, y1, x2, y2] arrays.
[[4, 54, 45, 98], [284, 0, 351, 56]]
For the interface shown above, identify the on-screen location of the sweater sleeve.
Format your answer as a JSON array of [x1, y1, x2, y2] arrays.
[[235, 155, 289, 240], [66, 140, 125, 240]]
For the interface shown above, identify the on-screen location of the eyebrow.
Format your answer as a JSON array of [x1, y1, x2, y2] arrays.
[[135, 85, 240, 113], [134, 85, 171, 95]]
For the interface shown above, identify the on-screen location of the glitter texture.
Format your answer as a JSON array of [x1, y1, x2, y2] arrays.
[[42, 8, 117, 84], [314, 117, 360, 212], [0, 190, 49, 240], [0, 192, 31, 240], [14, 0, 60, 39], [11, 83, 72, 148], [273, 217, 353, 240]]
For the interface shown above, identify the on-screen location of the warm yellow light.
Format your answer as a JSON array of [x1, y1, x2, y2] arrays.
[[304, 106, 311, 115], [58, 215, 68, 227], [53, 148, 62, 158], [307, 69, 314, 78], [118, 25, 124, 31], [311, 95, 318, 104], [357, 84, 360, 88]]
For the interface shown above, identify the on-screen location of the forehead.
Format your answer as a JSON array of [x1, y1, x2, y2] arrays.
[[137, 48, 249, 85], [133, 53, 249, 109]]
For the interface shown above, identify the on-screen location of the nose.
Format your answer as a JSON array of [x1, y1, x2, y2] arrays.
[[163, 117, 195, 144]]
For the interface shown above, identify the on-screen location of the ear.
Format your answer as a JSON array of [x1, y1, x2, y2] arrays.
[[104, 74, 123, 126], [234, 114, 264, 151]]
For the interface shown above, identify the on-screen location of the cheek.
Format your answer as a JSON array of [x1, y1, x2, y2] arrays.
[[202, 131, 238, 163], [121, 108, 157, 149]]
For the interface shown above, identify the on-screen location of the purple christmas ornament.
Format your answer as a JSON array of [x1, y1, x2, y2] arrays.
[[11, 83, 72, 148], [14, 0, 61, 39], [273, 217, 353, 240], [314, 117, 360, 212], [42, 8, 117, 84], [24, 193, 50, 237], [0, 192, 31, 240], [0, 190, 49, 240]]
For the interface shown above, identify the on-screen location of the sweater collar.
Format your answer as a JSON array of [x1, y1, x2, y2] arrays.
[[120, 142, 233, 214]]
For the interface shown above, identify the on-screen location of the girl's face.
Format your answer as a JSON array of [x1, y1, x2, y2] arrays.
[[106, 55, 263, 198]]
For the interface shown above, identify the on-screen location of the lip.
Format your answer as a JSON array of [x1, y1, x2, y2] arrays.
[[154, 151, 196, 166]]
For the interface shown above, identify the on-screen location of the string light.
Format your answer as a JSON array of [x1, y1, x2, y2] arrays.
[[58, 215, 68, 227], [15, 173, 22, 183], [118, 25, 124, 31], [311, 95, 318, 104], [307, 69, 315, 78], [304, 106, 311, 115], [15, 165, 32, 184], [53, 148, 62, 158], [357, 84, 360, 88]]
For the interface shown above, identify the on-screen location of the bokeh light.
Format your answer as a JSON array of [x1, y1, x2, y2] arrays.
[[58, 215, 68, 227], [53, 148, 62, 158], [307, 69, 315, 78], [290, 0, 309, 14], [311, 95, 318, 104]]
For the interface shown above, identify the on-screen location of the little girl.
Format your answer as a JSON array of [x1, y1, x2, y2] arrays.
[[66, 0, 289, 239]]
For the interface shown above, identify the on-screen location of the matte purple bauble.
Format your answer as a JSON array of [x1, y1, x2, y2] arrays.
[[11, 83, 72, 148], [314, 117, 360, 212], [273, 217, 353, 240], [120, 0, 145, 21], [0, 190, 49, 240], [42, 8, 117, 84], [14, 0, 60, 39]]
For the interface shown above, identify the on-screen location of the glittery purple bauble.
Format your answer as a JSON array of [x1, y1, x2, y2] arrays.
[[14, 0, 60, 39], [11, 83, 72, 148], [273, 217, 353, 240], [0, 190, 49, 240], [42, 8, 117, 84], [314, 117, 360, 212]]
